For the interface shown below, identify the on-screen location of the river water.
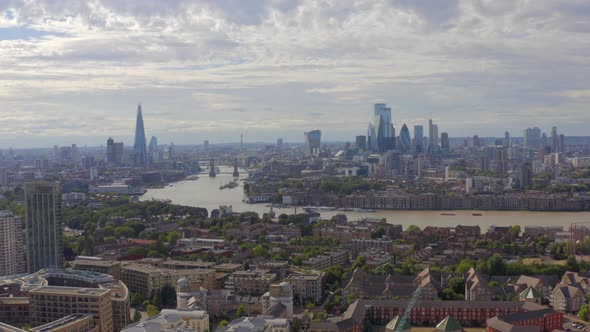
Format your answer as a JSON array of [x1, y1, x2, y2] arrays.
[[141, 167, 590, 230]]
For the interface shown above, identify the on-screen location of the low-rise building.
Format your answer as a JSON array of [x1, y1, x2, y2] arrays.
[[122, 309, 209, 332], [227, 270, 277, 297], [72, 259, 122, 280]]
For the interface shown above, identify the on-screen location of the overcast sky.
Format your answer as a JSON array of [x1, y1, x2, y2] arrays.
[[1, 0, 589, 148]]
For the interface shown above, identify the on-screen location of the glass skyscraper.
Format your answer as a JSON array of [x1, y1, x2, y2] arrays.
[[400, 124, 411, 154], [134, 104, 147, 166], [413, 125, 424, 153], [25, 181, 63, 272], [304, 129, 321, 155]]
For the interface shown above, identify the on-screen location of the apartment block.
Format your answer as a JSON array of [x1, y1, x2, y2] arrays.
[[72, 260, 122, 281], [0, 211, 25, 276], [286, 273, 323, 304], [29, 286, 113, 332]]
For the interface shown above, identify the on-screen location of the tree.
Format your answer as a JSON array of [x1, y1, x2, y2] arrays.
[[486, 254, 506, 277], [456, 258, 475, 275], [580, 304, 589, 322], [218, 320, 229, 327], [160, 285, 177, 308], [133, 310, 142, 322], [371, 226, 385, 239], [166, 230, 182, 244], [352, 256, 366, 270], [252, 244, 267, 258], [131, 292, 144, 307], [146, 304, 159, 317], [406, 225, 420, 233], [448, 277, 465, 295], [236, 304, 245, 317], [509, 225, 521, 238], [567, 255, 580, 272]]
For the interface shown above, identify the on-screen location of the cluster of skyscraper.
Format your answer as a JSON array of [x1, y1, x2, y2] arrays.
[[361, 103, 447, 155], [523, 126, 566, 158]]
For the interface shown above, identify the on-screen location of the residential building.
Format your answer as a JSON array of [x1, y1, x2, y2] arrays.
[[121, 264, 215, 299], [29, 286, 113, 332], [351, 238, 392, 258], [465, 268, 495, 301], [0, 211, 25, 275], [72, 259, 122, 281], [286, 273, 323, 304], [217, 316, 290, 332], [486, 308, 562, 332], [550, 283, 585, 313], [261, 282, 294, 319], [257, 261, 289, 280], [227, 270, 276, 297], [24, 181, 63, 272]]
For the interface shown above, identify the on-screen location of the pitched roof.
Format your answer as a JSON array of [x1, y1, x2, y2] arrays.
[[386, 315, 412, 332], [436, 315, 463, 332], [519, 286, 541, 300]]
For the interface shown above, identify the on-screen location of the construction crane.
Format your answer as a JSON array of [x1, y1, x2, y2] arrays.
[[394, 285, 423, 332]]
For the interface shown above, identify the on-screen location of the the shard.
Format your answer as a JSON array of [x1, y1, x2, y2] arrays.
[[134, 104, 147, 166]]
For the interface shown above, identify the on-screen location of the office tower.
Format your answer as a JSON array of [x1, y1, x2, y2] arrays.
[[551, 126, 558, 152], [519, 162, 533, 188], [25, 181, 63, 272], [30, 286, 113, 332], [53, 145, 59, 160], [373, 103, 392, 137], [204, 140, 209, 155], [559, 134, 566, 153], [413, 125, 424, 153], [473, 135, 480, 148], [432, 124, 439, 147], [523, 127, 541, 150], [441, 132, 450, 152], [0, 167, 7, 186], [168, 142, 175, 159], [496, 147, 508, 175], [277, 138, 283, 150], [71, 144, 79, 161], [240, 133, 244, 151], [428, 119, 433, 147], [133, 104, 147, 166], [480, 155, 490, 172], [504, 131, 510, 147], [367, 123, 376, 152], [541, 132, 548, 149], [106, 137, 124, 165], [304, 129, 321, 155], [0, 211, 25, 275], [148, 136, 159, 162], [355, 135, 367, 151], [399, 124, 411, 153]]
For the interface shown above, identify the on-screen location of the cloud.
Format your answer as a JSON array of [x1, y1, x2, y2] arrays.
[[0, 0, 588, 147]]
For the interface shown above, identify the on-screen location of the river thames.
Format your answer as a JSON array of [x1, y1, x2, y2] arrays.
[[141, 167, 590, 231]]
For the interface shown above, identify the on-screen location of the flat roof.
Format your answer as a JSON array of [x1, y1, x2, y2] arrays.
[[73, 259, 121, 267], [30, 285, 111, 296]]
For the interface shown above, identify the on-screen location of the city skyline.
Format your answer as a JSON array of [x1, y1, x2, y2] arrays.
[[0, 1, 589, 147]]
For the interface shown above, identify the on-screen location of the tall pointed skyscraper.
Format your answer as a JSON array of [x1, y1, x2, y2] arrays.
[[134, 104, 147, 165]]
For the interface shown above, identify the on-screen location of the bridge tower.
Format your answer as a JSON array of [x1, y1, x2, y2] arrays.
[[232, 158, 239, 178], [209, 159, 216, 177]]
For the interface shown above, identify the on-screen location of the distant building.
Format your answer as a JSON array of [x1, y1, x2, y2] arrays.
[[133, 104, 147, 166], [304, 130, 321, 156], [276, 138, 283, 150], [413, 125, 424, 153], [504, 131, 511, 147], [355, 135, 367, 151], [523, 127, 541, 151], [367, 123, 377, 152], [0, 211, 25, 275], [25, 181, 63, 272], [261, 282, 294, 318], [399, 124, 411, 154], [441, 132, 450, 152], [106, 137, 124, 165]]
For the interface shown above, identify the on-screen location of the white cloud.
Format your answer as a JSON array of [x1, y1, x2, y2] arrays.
[[0, 0, 589, 147]]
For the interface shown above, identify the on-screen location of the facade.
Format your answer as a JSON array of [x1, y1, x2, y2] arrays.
[[304, 130, 322, 156], [0, 211, 25, 275], [227, 269, 277, 297], [0, 297, 29, 325], [25, 181, 63, 272], [351, 238, 392, 258], [550, 284, 585, 313], [368, 123, 377, 152], [486, 309, 562, 332], [29, 286, 113, 332], [133, 104, 147, 166], [217, 316, 289, 332], [257, 261, 289, 280], [286, 273, 323, 304], [355, 135, 367, 151]]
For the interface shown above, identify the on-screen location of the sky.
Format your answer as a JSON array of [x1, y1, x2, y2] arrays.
[[0, 0, 589, 148]]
